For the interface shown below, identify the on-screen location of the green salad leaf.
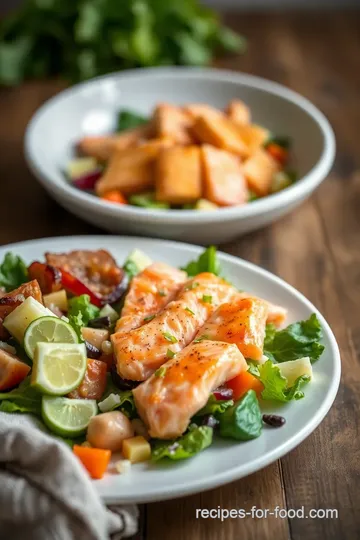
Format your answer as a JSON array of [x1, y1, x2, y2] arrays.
[[128, 192, 170, 210], [219, 390, 262, 441], [264, 314, 325, 363], [67, 294, 100, 339], [248, 360, 310, 402], [0, 377, 42, 416], [265, 135, 291, 149], [117, 110, 148, 132], [182, 246, 221, 277], [195, 394, 233, 418], [152, 424, 213, 462], [0, 252, 28, 292]]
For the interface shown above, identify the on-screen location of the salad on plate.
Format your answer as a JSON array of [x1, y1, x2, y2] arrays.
[[67, 100, 297, 211], [0, 246, 324, 479]]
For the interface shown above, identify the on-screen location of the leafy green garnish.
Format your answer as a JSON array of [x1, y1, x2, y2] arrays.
[[0, 252, 28, 292], [194, 334, 210, 343], [219, 390, 262, 441], [195, 394, 233, 418], [264, 314, 325, 363], [144, 314, 155, 323], [128, 193, 170, 210], [0, 2, 245, 86], [248, 190, 258, 202], [166, 349, 176, 359], [155, 366, 167, 377], [248, 360, 311, 402], [68, 295, 100, 326], [185, 307, 195, 315], [202, 294, 212, 304], [158, 290, 166, 297], [0, 377, 41, 416], [162, 332, 177, 343], [182, 246, 221, 277], [123, 260, 139, 280], [117, 109, 148, 132], [152, 425, 213, 462]]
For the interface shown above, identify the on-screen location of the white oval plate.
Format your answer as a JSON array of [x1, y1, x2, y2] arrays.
[[0, 236, 341, 504]]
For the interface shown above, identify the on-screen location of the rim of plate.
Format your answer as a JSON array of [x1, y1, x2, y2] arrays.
[[0, 235, 341, 503], [24, 67, 336, 225]]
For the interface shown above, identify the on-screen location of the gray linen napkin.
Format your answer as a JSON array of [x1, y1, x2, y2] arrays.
[[0, 412, 138, 540]]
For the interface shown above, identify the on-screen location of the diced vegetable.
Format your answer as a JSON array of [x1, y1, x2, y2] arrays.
[[226, 370, 264, 401], [99, 304, 119, 323], [73, 445, 111, 479], [81, 328, 110, 349], [265, 135, 291, 150], [67, 157, 99, 180], [195, 199, 218, 211], [101, 190, 127, 205], [266, 143, 288, 165], [219, 389, 262, 441], [123, 249, 153, 278], [73, 169, 102, 191], [43, 290, 68, 312], [155, 146, 202, 205], [122, 435, 151, 463], [277, 357, 313, 387], [0, 348, 31, 391], [68, 358, 107, 400], [87, 411, 134, 451], [3, 296, 55, 343], [243, 148, 280, 196], [271, 171, 293, 193]]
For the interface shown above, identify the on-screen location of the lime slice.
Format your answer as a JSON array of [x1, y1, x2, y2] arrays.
[[31, 342, 87, 395], [42, 396, 97, 437], [24, 316, 78, 360]]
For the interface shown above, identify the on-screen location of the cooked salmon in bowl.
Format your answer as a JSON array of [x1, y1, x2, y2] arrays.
[[25, 67, 335, 244]]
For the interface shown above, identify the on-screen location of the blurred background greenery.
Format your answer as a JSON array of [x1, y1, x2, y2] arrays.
[[0, 0, 246, 86]]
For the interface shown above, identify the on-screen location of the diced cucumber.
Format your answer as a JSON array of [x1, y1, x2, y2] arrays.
[[277, 357, 313, 387], [4, 297, 56, 343], [99, 303, 119, 322], [123, 249, 152, 278], [67, 157, 98, 180]]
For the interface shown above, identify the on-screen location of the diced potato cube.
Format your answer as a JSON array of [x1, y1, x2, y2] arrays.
[[96, 139, 171, 196], [122, 436, 151, 463], [192, 116, 250, 158], [226, 99, 251, 126], [155, 146, 202, 205], [81, 327, 110, 350], [153, 103, 193, 145], [78, 124, 151, 162], [243, 148, 280, 196], [201, 145, 248, 206], [234, 124, 270, 153], [43, 290, 68, 312]]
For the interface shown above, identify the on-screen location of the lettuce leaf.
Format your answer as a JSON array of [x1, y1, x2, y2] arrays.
[[0, 377, 42, 416], [117, 110, 148, 132], [248, 360, 310, 402], [67, 294, 100, 339], [182, 246, 221, 277], [152, 425, 213, 461], [264, 314, 325, 363], [195, 394, 233, 418], [0, 252, 28, 292], [219, 390, 262, 440]]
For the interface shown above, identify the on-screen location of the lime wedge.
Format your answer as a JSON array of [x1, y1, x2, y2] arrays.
[[31, 342, 87, 395], [42, 396, 97, 437], [24, 316, 78, 360]]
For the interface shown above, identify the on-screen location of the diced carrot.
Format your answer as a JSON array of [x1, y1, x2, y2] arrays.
[[101, 190, 127, 205], [73, 445, 111, 479], [266, 143, 288, 166], [226, 370, 264, 401]]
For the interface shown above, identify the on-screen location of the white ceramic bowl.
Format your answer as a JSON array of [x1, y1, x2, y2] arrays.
[[25, 68, 335, 244]]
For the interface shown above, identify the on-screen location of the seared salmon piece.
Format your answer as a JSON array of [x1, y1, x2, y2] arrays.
[[155, 146, 202, 205], [192, 115, 250, 158], [226, 99, 251, 126], [68, 358, 107, 400], [0, 347, 31, 391], [233, 124, 270, 154], [95, 139, 172, 196], [78, 124, 151, 161], [0, 280, 43, 340], [133, 340, 247, 439], [153, 103, 193, 145], [115, 263, 187, 335], [112, 273, 237, 381], [195, 297, 268, 360], [201, 145, 248, 207], [237, 292, 287, 327], [243, 148, 279, 196], [185, 104, 223, 121]]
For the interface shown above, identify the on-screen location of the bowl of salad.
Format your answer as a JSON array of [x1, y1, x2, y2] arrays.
[[0, 236, 340, 503], [25, 68, 335, 243]]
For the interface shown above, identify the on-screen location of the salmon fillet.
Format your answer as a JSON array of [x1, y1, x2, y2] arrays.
[[195, 296, 268, 360], [237, 292, 287, 327], [133, 340, 247, 439], [115, 263, 187, 336], [112, 273, 237, 381]]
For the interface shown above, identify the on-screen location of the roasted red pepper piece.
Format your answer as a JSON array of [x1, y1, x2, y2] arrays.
[[28, 262, 62, 295], [60, 269, 103, 307]]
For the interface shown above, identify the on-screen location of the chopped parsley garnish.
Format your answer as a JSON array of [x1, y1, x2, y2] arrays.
[[166, 349, 176, 359], [202, 295, 212, 304], [144, 315, 155, 323], [185, 307, 195, 316], [158, 290, 166, 297], [162, 332, 178, 343], [155, 366, 167, 378], [194, 334, 210, 343]]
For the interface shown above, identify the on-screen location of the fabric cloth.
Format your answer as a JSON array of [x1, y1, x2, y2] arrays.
[[0, 412, 138, 540]]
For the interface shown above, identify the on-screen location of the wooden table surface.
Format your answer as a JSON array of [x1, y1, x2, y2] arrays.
[[0, 10, 359, 540]]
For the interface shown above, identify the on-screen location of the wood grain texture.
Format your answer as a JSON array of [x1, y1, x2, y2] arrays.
[[0, 10, 359, 540]]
